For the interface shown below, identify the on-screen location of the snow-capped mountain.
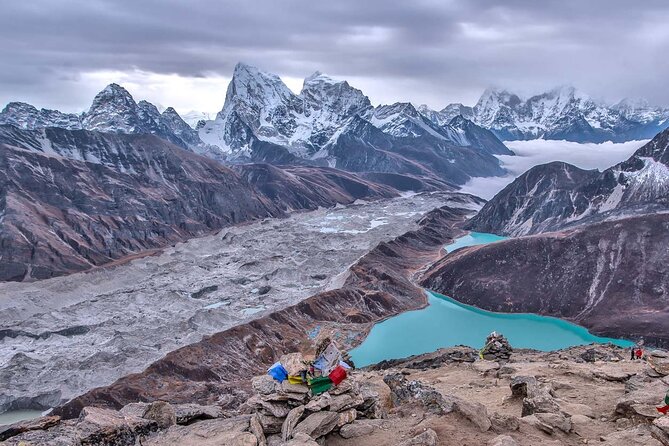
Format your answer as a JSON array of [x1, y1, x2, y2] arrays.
[[374, 102, 510, 155], [0, 102, 82, 130], [611, 98, 669, 125], [0, 84, 221, 160], [0, 64, 512, 183], [457, 86, 669, 143], [181, 111, 215, 128], [198, 63, 372, 158], [467, 126, 669, 236], [418, 103, 473, 127], [197, 63, 509, 183]]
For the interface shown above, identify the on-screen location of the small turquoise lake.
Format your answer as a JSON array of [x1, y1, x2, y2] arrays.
[[349, 232, 633, 367]]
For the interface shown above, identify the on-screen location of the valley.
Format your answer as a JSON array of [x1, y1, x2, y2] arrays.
[[0, 191, 478, 415]]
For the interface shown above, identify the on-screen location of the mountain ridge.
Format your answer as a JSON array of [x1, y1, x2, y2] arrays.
[[420, 85, 669, 143], [466, 127, 669, 235]]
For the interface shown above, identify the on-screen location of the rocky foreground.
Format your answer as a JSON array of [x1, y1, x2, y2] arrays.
[[3, 344, 669, 445]]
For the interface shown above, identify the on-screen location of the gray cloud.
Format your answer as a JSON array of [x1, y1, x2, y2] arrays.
[[1, 0, 668, 112]]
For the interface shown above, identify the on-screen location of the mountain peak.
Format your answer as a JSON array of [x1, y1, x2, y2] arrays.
[[98, 83, 134, 100], [478, 87, 522, 107], [303, 71, 340, 88], [222, 62, 295, 116], [2, 101, 39, 115], [162, 106, 179, 116]]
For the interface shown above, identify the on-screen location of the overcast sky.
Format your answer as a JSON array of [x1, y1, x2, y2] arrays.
[[2, 0, 668, 114]]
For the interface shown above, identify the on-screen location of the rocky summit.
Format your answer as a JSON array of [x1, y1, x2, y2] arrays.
[[3, 343, 669, 446]]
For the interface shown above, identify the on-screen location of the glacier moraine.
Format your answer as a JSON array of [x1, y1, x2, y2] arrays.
[[0, 192, 480, 413]]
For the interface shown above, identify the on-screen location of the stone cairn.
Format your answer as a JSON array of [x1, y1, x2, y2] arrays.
[[479, 331, 513, 362], [243, 354, 386, 445]]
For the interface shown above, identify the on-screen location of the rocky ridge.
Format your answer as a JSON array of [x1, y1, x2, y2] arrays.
[[0, 125, 401, 281], [420, 86, 669, 143], [423, 213, 669, 347], [4, 344, 669, 445], [467, 126, 669, 236], [0, 84, 220, 160], [198, 63, 509, 184]]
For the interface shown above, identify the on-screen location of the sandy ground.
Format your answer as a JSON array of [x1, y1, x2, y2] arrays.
[[328, 349, 657, 446]]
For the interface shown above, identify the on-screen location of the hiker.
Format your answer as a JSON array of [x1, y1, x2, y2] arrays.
[[657, 389, 669, 415], [635, 347, 644, 360], [630, 346, 636, 360]]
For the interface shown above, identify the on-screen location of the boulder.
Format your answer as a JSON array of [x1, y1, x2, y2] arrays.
[[616, 377, 667, 419], [281, 382, 310, 395], [0, 423, 80, 446], [515, 378, 561, 416], [304, 393, 331, 412], [77, 406, 157, 444], [143, 416, 252, 446], [569, 414, 592, 436], [281, 406, 306, 441], [579, 346, 623, 363], [383, 373, 452, 415], [490, 412, 520, 432], [248, 396, 292, 418], [651, 416, 669, 446], [648, 354, 669, 376], [0, 415, 61, 442], [520, 415, 554, 435], [337, 408, 357, 427], [231, 432, 259, 446], [452, 397, 491, 432], [280, 353, 306, 376], [328, 392, 364, 412], [280, 432, 320, 446], [534, 412, 571, 433], [357, 380, 389, 419], [509, 376, 538, 397], [259, 413, 285, 435], [522, 392, 561, 416], [253, 375, 279, 395], [488, 434, 519, 446], [119, 402, 150, 418], [398, 428, 438, 446], [600, 426, 664, 446], [143, 401, 176, 429], [592, 368, 636, 382], [250, 413, 267, 446], [339, 420, 375, 439], [292, 411, 339, 439], [173, 403, 224, 424]]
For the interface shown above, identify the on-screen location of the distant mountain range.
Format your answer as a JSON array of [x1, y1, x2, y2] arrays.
[[0, 64, 511, 185], [421, 86, 669, 143], [467, 127, 669, 235], [0, 124, 410, 281]]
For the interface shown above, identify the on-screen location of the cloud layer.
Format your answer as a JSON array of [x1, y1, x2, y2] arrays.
[[2, 0, 668, 112], [460, 139, 647, 199]]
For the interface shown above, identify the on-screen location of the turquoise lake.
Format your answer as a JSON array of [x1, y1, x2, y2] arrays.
[[349, 232, 633, 367]]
